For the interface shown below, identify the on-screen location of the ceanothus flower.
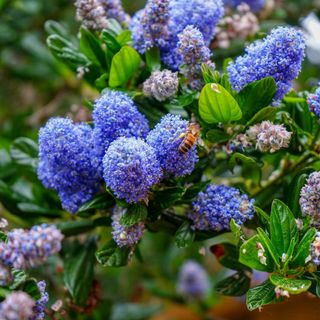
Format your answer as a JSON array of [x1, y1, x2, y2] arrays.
[[143, 70, 179, 101], [103, 137, 162, 203], [111, 206, 145, 247], [177, 260, 210, 300], [227, 27, 306, 102], [38, 117, 101, 213], [92, 90, 149, 161], [309, 232, 320, 266], [75, 0, 109, 30], [100, 0, 130, 25], [31, 281, 49, 320], [0, 291, 35, 320], [177, 26, 215, 89], [0, 224, 63, 270], [300, 172, 320, 226], [130, 0, 170, 53], [246, 121, 292, 153], [146, 114, 198, 177], [307, 86, 320, 118], [224, 0, 266, 12], [188, 184, 255, 232]]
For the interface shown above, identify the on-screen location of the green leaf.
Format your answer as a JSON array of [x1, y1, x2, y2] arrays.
[[257, 228, 280, 269], [201, 64, 220, 84], [153, 187, 186, 209], [291, 228, 317, 267], [10, 270, 27, 290], [206, 129, 231, 143], [78, 193, 115, 213], [199, 83, 242, 124], [246, 280, 276, 311], [215, 272, 251, 296], [109, 46, 141, 87], [111, 303, 162, 320], [254, 206, 270, 224], [246, 106, 278, 126], [96, 240, 131, 267], [22, 279, 41, 300], [116, 30, 132, 46], [17, 203, 62, 218], [64, 237, 97, 306], [175, 221, 195, 248], [145, 47, 161, 72], [236, 77, 276, 123], [230, 219, 242, 244], [120, 204, 148, 227], [101, 30, 121, 53], [0, 231, 7, 242], [10, 137, 38, 169], [270, 200, 298, 258], [79, 27, 106, 69], [270, 275, 311, 294], [239, 235, 273, 272]]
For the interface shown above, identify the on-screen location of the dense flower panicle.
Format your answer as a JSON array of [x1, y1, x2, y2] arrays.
[[111, 207, 145, 247], [31, 281, 49, 320], [38, 118, 101, 213], [75, 0, 109, 30], [224, 0, 265, 12], [0, 224, 63, 270], [300, 172, 320, 225], [103, 137, 162, 203], [177, 260, 210, 300], [100, 0, 130, 25], [0, 292, 35, 320], [307, 86, 320, 118], [0, 263, 12, 286], [143, 70, 179, 101], [227, 27, 306, 102], [146, 114, 198, 177], [189, 184, 255, 232], [177, 26, 215, 89], [92, 90, 149, 161], [214, 3, 259, 49], [246, 121, 292, 153]]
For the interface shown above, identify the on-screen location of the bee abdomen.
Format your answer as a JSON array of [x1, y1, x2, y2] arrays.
[[179, 135, 196, 154]]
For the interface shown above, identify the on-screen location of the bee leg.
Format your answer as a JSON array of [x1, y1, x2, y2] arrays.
[[173, 133, 186, 142]]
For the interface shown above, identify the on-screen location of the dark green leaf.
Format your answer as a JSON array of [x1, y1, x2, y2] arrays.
[[78, 193, 115, 213], [120, 204, 148, 227], [215, 272, 250, 296], [246, 280, 276, 311], [257, 228, 280, 269], [246, 106, 278, 127], [270, 274, 311, 294], [0, 231, 7, 242], [22, 279, 41, 300], [199, 83, 242, 124], [109, 46, 141, 87], [96, 240, 131, 267], [236, 77, 276, 123], [291, 228, 317, 267], [64, 237, 97, 306], [153, 187, 186, 209], [145, 47, 161, 72], [216, 243, 249, 271], [10, 270, 27, 290], [270, 200, 298, 258], [206, 129, 231, 143], [17, 203, 62, 218], [254, 206, 270, 224], [10, 137, 38, 169], [175, 221, 195, 248]]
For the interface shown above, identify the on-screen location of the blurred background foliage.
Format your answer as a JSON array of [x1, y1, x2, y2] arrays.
[[1, 0, 320, 318]]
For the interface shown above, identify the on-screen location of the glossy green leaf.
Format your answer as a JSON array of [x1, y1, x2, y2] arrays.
[[257, 228, 280, 269], [217, 243, 249, 271], [270, 200, 298, 258], [246, 280, 276, 311], [199, 83, 242, 124], [109, 46, 141, 87], [270, 275, 311, 294], [64, 237, 97, 306], [215, 272, 251, 296], [175, 221, 195, 248], [78, 193, 115, 213], [246, 106, 278, 126], [10, 137, 38, 169], [120, 204, 148, 227], [206, 129, 231, 143]]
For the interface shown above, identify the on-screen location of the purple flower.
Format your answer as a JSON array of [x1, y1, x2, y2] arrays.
[[31, 281, 49, 320], [189, 184, 255, 232], [307, 85, 320, 118]]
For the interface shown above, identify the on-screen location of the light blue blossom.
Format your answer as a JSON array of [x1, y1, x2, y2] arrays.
[[307, 85, 320, 118]]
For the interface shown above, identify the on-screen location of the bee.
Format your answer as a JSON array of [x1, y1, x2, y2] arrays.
[[178, 122, 201, 154]]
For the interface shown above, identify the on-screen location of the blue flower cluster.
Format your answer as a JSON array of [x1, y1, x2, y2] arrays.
[[103, 137, 162, 203], [111, 207, 145, 247], [177, 260, 210, 300], [100, 0, 131, 25], [31, 281, 49, 320], [130, 0, 170, 53], [147, 114, 198, 177], [38, 118, 102, 213], [130, 0, 223, 70], [227, 27, 306, 102], [177, 26, 215, 89], [225, 0, 265, 12], [307, 86, 320, 118], [310, 232, 320, 266], [188, 184, 255, 231], [93, 90, 149, 162], [0, 224, 64, 270]]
